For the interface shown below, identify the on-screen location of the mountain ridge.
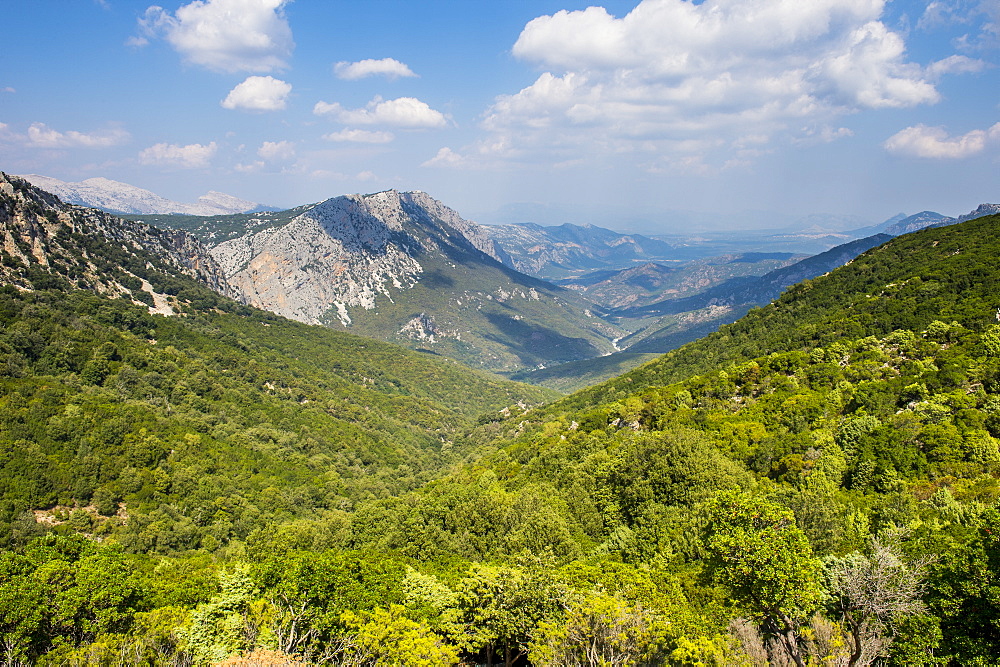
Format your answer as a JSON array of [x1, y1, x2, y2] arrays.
[[19, 174, 272, 216]]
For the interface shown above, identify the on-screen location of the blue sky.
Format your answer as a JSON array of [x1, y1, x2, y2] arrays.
[[2, 0, 998, 230]]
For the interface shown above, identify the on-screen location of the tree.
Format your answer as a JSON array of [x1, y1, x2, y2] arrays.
[[529, 589, 666, 666], [0, 553, 46, 665], [444, 562, 566, 667], [825, 537, 930, 666], [336, 605, 459, 666], [702, 491, 824, 667], [927, 508, 1000, 664]]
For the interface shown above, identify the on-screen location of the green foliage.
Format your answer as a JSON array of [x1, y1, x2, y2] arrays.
[[444, 561, 567, 665], [703, 492, 824, 624], [339, 605, 459, 666], [530, 589, 669, 666]]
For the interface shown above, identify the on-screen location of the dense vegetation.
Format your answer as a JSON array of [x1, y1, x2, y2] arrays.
[[3, 174, 1000, 665]]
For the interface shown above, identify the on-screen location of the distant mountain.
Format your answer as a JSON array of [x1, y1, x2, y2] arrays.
[[19, 174, 271, 216], [477, 222, 686, 278], [856, 204, 1000, 238], [557, 253, 803, 310], [883, 210, 954, 235], [616, 234, 892, 354], [208, 190, 623, 372], [958, 203, 1000, 222]]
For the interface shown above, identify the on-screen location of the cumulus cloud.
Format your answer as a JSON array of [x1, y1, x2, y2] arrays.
[[883, 122, 1000, 158], [138, 141, 218, 168], [323, 129, 395, 143], [221, 76, 291, 111], [258, 140, 295, 160], [313, 96, 448, 128], [460, 0, 963, 171], [422, 147, 467, 168], [27, 123, 130, 148], [334, 58, 417, 80], [136, 0, 293, 73]]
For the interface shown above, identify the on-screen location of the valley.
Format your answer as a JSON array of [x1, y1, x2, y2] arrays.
[[3, 171, 1000, 665]]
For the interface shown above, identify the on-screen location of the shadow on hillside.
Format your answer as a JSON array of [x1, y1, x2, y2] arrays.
[[482, 311, 602, 367]]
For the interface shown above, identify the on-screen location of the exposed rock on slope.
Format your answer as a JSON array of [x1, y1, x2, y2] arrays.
[[0, 172, 233, 308], [213, 192, 423, 325]]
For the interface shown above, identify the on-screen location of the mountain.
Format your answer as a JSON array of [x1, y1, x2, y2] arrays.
[[852, 204, 1000, 238], [557, 253, 803, 310], [207, 190, 623, 372], [958, 202, 1000, 222], [19, 174, 271, 216], [883, 210, 954, 235], [476, 221, 686, 278]]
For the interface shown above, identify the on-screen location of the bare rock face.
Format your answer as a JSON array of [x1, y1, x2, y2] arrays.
[[213, 192, 425, 324]]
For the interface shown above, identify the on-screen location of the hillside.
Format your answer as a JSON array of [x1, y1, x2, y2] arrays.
[[0, 172, 556, 554]]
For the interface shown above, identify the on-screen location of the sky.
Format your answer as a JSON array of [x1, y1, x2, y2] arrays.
[[2, 0, 999, 231]]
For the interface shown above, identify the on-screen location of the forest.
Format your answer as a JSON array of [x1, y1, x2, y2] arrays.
[[2, 172, 1000, 665]]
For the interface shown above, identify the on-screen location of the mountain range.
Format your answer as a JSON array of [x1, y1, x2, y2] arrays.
[[19, 174, 272, 216], [12, 172, 1000, 382], [208, 189, 624, 372]]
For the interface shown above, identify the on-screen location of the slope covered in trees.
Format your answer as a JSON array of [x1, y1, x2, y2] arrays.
[[4, 188, 1000, 665], [566, 214, 1000, 410]]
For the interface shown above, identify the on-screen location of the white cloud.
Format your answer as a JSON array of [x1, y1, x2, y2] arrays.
[[883, 122, 1000, 158], [138, 141, 218, 168], [221, 76, 291, 111], [917, 0, 1000, 51], [422, 147, 467, 168], [27, 123, 130, 148], [323, 129, 395, 143], [235, 161, 265, 172], [925, 54, 987, 79], [313, 96, 448, 128], [137, 0, 293, 73], [1, 87, 14, 94], [334, 58, 417, 80], [463, 0, 961, 171], [258, 140, 295, 160]]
